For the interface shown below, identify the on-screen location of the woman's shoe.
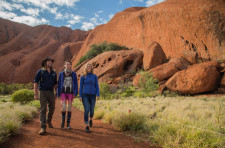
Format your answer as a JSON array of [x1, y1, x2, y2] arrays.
[[85, 126, 90, 133]]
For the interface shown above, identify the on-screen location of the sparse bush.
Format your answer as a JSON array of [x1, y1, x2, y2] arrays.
[[112, 112, 147, 132], [163, 90, 179, 97], [94, 109, 105, 120], [11, 89, 34, 104], [75, 41, 129, 67], [73, 95, 225, 148], [28, 100, 40, 108], [0, 102, 37, 144], [103, 111, 118, 124], [121, 86, 136, 97], [0, 83, 33, 95], [148, 121, 225, 148], [99, 83, 111, 99], [139, 72, 159, 91]]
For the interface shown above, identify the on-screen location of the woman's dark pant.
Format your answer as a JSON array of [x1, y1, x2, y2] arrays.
[[82, 94, 96, 124]]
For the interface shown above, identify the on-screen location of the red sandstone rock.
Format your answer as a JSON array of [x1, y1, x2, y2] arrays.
[[143, 42, 167, 70], [75, 49, 143, 83], [133, 57, 190, 86], [165, 61, 221, 94], [0, 18, 90, 83], [220, 73, 225, 87], [72, 0, 225, 67]]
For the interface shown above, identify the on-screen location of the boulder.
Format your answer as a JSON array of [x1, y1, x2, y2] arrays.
[[75, 49, 143, 83], [143, 42, 167, 70], [165, 61, 221, 94], [133, 56, 190, 86]]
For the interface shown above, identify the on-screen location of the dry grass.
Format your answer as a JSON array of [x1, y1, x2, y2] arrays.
[[0, 97, 38, 144], [73, 96, 225, 147]]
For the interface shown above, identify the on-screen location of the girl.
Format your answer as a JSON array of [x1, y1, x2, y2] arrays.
[[57, 60, 78, 129], [79, 63, 100, 133]]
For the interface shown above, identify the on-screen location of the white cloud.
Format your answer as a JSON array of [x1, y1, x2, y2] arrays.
[[146, 0, 165, 7], [109, 13, 114, 19], [55, 13, 63, 20], [13, 0, 49, 9], [51, 0, 80, 7], [11, 3, 24, 10], [21, 8, 40, 16], [94, 14, 99, 18], [13, 0, 80, 8], [49, 7, 58, 14], [11, 16, 49, 26], [0, 10, 17, 19], [81, 22, 94, 31], [0, 1, 13, 11], [67, 15, 83, 26], [0, 1, 24, 12], [90, 17, 98, 24], [119, 0, 123, 5], [97, 10, 103, 13], [66, 24, 71, 28]]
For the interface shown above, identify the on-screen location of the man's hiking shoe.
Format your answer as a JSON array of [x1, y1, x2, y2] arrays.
[[89, 120, 92, 127], [47, 122, 53, 128], [39, 128, 46, 135], [85, 126, 90, 133]]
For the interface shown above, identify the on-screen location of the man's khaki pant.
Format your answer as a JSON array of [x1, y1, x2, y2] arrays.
[[39, 91, 55, 129]]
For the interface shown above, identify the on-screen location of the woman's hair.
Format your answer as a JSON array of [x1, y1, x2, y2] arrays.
[[82, 63, 93, 76]]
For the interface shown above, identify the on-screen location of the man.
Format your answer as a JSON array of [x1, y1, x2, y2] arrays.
[[34, 57, 57, 135]]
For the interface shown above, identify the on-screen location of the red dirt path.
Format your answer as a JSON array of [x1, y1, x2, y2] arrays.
[[1, 100, 156, 148]]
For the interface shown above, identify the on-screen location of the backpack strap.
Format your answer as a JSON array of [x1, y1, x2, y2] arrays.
[[40, 69, 44, 82]]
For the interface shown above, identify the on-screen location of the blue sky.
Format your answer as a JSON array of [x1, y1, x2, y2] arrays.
[[0, 0, 165, 31]]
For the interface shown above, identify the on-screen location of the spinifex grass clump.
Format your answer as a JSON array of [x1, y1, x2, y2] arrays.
[[112, 112, 146, 132], [0, 102, 37, 144], [73, 96, 225, 147]]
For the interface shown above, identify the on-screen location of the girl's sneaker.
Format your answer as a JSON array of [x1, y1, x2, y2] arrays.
[[85, 126, 90, 133]]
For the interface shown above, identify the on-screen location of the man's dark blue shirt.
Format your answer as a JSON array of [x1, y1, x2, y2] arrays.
[[34, 69, 57, 91]]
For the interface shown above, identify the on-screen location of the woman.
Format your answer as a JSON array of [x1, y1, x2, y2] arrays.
[[79, 63, 100, 133], [57, 60, 78, 129]]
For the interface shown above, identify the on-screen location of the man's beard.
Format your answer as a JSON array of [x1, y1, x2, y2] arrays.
[[47, 64, 52, 68]]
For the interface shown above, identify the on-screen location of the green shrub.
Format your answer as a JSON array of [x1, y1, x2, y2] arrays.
[[112, 112, 147, 132], [11, 89, 34, 104], [99, 83, 112, 99], [0, 83, 33, 95], [163, 90, 179, 97], [121, 86, 136, 97], [75, 41, 129, 67], [132, 72, 160, 98], [139, 72, 159, 91]]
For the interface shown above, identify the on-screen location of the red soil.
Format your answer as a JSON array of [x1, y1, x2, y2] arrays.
[[0, 100, 157, 148]]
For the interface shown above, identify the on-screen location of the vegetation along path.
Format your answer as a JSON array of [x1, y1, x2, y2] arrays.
[[1, 99, 155, 148]]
